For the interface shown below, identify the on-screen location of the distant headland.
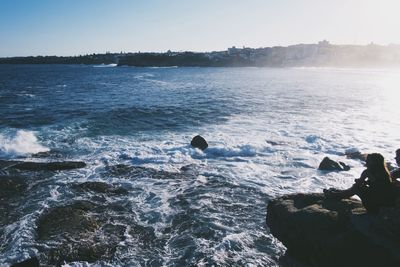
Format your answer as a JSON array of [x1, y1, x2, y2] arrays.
[[1, 40, 400, 67]]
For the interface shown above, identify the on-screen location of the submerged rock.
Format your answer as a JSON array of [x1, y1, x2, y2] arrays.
[[46, 224, 125, 265], [267, 193, 400, 267], [0, 160, 86, 171], [345, 150, 368, 162], [10, 257, 40, 267], [318, 157, 350, 171], [31, 150, 63, 159], [72, 181, 128, 195], [37, 201, 99, 240], [0, 175, 27, 199], [104, 164, 187, 180], [190, 135, 208, 150], [37, 201, 126, 265]]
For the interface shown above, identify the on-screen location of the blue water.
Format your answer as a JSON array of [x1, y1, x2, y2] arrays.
[[1, 65, 400, 266]]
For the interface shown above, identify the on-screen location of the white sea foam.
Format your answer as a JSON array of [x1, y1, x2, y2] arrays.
[[93, 63, 117, 67], [0, 130, 49, 157]]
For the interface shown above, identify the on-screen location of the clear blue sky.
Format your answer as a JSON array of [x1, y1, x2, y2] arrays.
[[1, 0, 399, 56]]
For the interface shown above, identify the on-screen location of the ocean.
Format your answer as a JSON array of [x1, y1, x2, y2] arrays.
[[1, 65, 400, 266]]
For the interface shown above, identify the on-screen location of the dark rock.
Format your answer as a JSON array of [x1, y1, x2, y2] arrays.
[[318, 157, 350, 171], [10, 257, 40, 267], [12, 161, 86, 171], [129, 224, 157, 248], [190, 135, 208, 150], [180, 164, 198, 173], [0, 175, 27, 199], [267, 193, 400, 267], [31, 150, 63, 158], [46, 223, 125, 265], [72, 181, 128, 195], [266, 140, 285, 146], [37, 201, 99, 240], [0, 159, 86, 171], [104, 164, 186, 180], [37, 201, 128, 265], [345, 150, 368, 162]]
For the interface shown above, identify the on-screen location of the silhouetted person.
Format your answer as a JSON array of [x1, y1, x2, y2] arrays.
[[390, 149, 400, 179], [324, 153, 395, 213]]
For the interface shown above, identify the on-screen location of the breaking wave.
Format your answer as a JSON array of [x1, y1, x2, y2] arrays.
[[0, 130, 49, 157]]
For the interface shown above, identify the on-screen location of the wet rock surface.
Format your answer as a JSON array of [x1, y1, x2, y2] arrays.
[[0, 175, 29, 227], [190, 135, 208, 150], [318, 157, 350, 171], [4, 160, 86, 171], [10, 257, 40, 267], [1, 162, 233, 266], [72, 181, 128, 195], [345, 150, 368, 162], [0, 175, 27, 199], [104, 164, 187, 180], [36, 201, 127, 265], [267, 193, 400, 267], [31, 150, 64, 159], [37, 201, 100, 240]]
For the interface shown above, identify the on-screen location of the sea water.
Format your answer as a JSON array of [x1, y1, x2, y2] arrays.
[[0, 65, 400, 266]]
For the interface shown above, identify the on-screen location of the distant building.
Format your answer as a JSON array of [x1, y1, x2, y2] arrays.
[[228, 46, 239, 55], [318, 40, 330, 46]]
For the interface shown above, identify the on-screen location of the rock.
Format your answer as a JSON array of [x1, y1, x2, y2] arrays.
[[10, 257, 40, 267], [345, 150, 368, 162], [37, 201, 99, 240], [0, 175, 27, 199], [104, 164, 186, 180], [190, 135, 208, 150], [72, 181, 128, 195], [0, 160, 86, 171], [31, 150, 63, 158], [267, 193, 400, 267], [37, 201, 128, 265], [46, 226, 125, 265], [318, 157, 350, 171], [266, 140, 285, 146], [129, 224, 157, 248]]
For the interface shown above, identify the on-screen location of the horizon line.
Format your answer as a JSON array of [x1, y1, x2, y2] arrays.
[[2, 40, 400, 58]]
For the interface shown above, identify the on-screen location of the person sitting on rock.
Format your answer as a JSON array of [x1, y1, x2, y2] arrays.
[[324, 153, 395, 213], [390, 149, 400, 180]]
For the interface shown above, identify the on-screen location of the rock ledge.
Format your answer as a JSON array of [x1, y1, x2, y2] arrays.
[[266, 193, 400, 267]]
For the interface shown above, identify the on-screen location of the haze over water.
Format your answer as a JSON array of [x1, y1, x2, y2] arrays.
[[1, 65, 400, 265]]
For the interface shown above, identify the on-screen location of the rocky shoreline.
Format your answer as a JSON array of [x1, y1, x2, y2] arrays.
[[0, 154, 200, 266], [3, 144, 400, 265], [267, 193, 400, 267]]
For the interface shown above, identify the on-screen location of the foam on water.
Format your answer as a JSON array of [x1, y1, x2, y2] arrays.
[[93, 63, 117, 67], [0, 130, 49, 157]]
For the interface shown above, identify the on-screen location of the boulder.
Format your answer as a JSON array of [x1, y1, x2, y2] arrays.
[[0, 160, 86, 171], [318, 157, 350, 171], [266, 193, 400, 267], [190, 135, 208, 150]]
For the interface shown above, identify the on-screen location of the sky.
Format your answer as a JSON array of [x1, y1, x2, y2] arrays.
[[1, 0, 400, 57]]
